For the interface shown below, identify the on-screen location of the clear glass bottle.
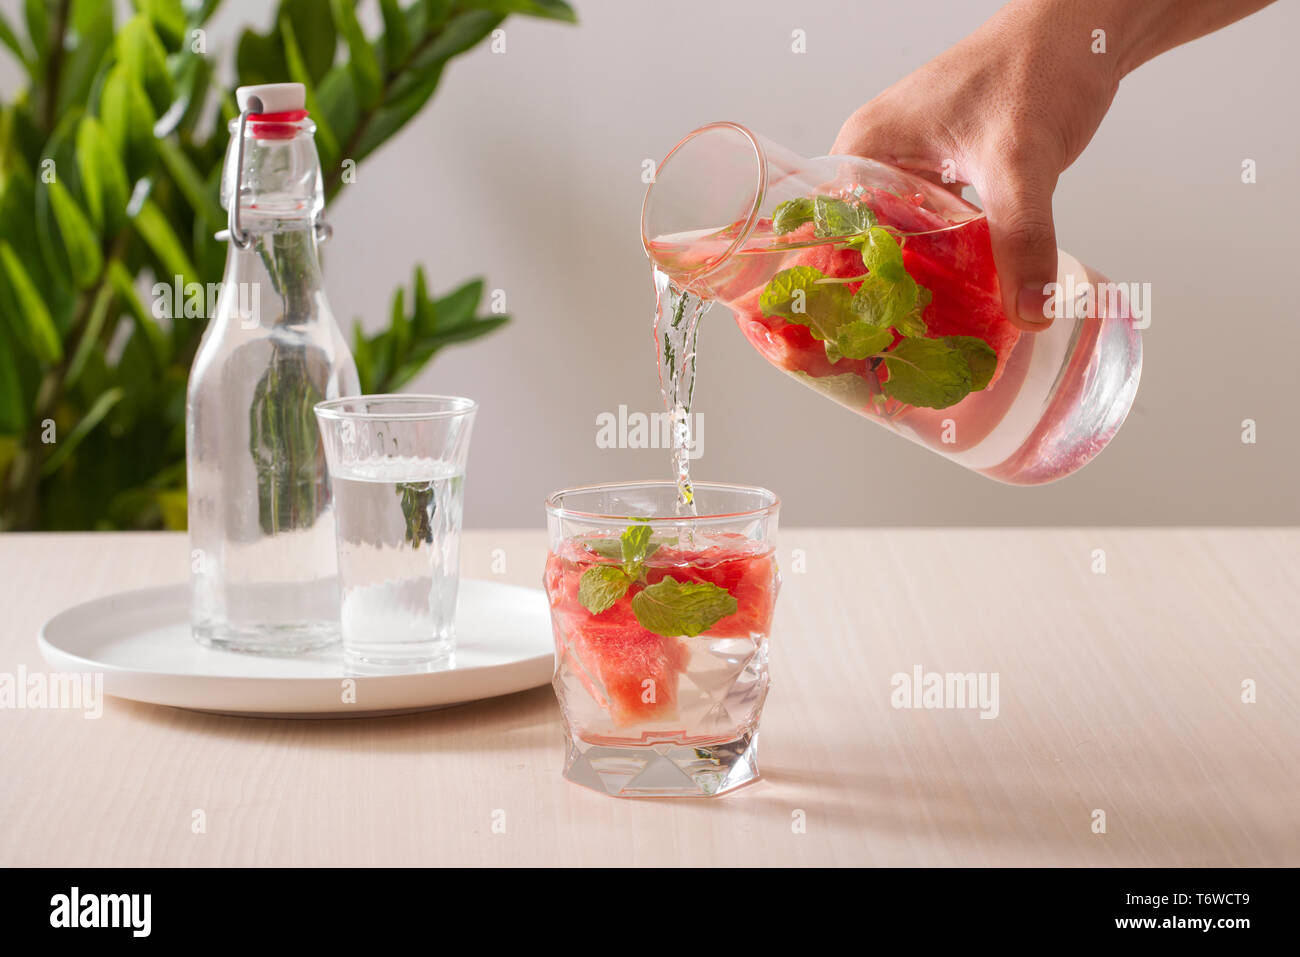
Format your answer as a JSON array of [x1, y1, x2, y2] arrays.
[[187, 84, 360, 654]]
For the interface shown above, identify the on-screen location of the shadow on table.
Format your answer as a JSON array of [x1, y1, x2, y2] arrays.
[[112, 685, 560, 756], [742, 758, 1288, 865]]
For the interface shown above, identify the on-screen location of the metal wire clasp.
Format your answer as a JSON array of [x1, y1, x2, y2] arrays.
[[215, 94, 332, 248]]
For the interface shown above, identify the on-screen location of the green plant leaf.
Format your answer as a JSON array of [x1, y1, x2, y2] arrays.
[[107, 260, 167, 370], [578, 565, 631, 615], [171, 50, 211, 137], [354, 10, 503, 160], [98, 63, 157, 180], [826, 320, 894, 363], [40, 386, 125, 476], [390, 286, 410, 352], [155, 46, 211, 139], [894, 286, 931, 338], [620, 523, 654, 569], [415, 314, 509, 351], [0, 168, 67, 324], [353, 63, 444, 161], [134, 0, 186, 48], [3, 101, 46, 174], [131, 199, 197, 284], [411, 265, 433, 329], [759, 265, 855, 341], [56, 0, 115, 117], [0, 320, 28, 432], [75, 115, 130, 235], [0, 10, 32, 71], [47, 179, 103, 289], [631, 576, 738, 638], [941, 335, 998, 392], [278, 15, 339, 166], [852, 273, 918, 329], [331, 0, 381, 109], [64, 282, 115, 388], [33, 108, 86, 298], [813, 195, 875, 238], [858, 226, 906, 278], [236, 0, 336, 87], [365, 269, 509, 391], [759, 265, 821, 315], [0, 240, 62, 361], [234, 27, 284, 88], [282, 0, 337, 83], [155, 137, 223, 228], [379, 0, 411, 67], [477, 0, 577, 23], [881, 336, 974, 410], [386, 9, 497, 105], [772, 196, 813, 235], [23, 0, 48, 65], [427, 277, 483, 333], [115, 14, 173, 114], [351, 319, 375, 393], [315, 67, 359, 177]]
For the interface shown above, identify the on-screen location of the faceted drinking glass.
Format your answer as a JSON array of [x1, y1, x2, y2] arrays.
[[315, 395, 476, 674], [642, 122, 1143, 484], [544, 481, 780, 797]]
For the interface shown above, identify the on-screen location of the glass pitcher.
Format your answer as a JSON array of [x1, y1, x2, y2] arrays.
[[641, 122, 1142, 485]]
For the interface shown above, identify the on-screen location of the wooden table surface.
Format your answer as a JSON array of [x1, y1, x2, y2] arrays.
[[1, 529, 1296, 867]]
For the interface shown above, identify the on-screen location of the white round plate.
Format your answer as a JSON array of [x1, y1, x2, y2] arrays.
[[37, 580, 555, 718]]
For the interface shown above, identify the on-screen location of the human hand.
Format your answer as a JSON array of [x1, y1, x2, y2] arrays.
[[833, 0, 1124, 331]]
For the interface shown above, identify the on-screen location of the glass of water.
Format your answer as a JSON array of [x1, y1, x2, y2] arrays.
[[314, 394, 476, 674]]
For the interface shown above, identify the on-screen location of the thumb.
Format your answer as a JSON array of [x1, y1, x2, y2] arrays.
[[975, 161, 1060, 332]]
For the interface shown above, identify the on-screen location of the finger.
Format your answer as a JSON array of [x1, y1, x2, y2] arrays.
[[833, 105, 968, 199], [831, 103, 943, 169], [973, 155, 1060, 332], [905, 167, 970, 197]]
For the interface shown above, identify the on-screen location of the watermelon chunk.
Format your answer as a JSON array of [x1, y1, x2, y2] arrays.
[[644, 541, 777, 638], [731, 223, 873, 381], [563, 596, 687, 726], [729, 198, 1019, 390], [546, 550, 687, 726], [864, 188, 999, 293], [901, 246, 1019, 384], [544, 538, 778, 727]]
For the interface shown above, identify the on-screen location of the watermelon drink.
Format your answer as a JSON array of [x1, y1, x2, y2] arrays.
[[545, 481, 779, 797], [642, 124, 1142, 484]]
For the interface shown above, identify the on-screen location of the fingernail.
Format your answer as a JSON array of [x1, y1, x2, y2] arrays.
[[1017, 283, 1053, 324]]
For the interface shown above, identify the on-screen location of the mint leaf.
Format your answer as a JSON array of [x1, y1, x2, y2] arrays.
[[814, 196, 875, 238], [760, 265, 822, 314], [852, 272, 919, 329], [760, 266, 855, 341], [852, 228, 932, 337], [582, 538, 624, 560], [584, 536, 661, 565], [578, 566, 632, 614], [620, 523, 653, 567], [772, 197, 814, 234], [631, 577, 738, 637], [827, 320, 894, 362], [789, 369, 878, 408], [894, 287, 932, 338], [942, 335, 998, 391], [881, 336, 974, 409], [858, 227, 906, 279]]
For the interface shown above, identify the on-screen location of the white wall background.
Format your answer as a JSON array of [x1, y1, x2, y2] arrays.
[[4, 0, 1298, 527]]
